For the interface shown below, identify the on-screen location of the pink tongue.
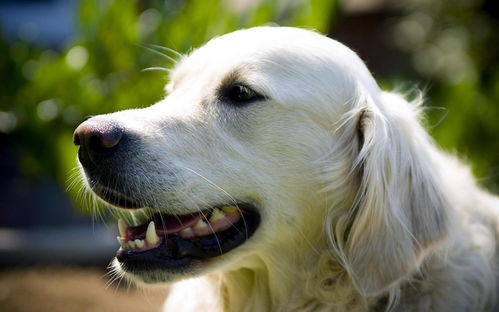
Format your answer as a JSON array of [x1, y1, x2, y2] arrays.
[[127, 212, 205, 239], [153, 212, 204, 235]]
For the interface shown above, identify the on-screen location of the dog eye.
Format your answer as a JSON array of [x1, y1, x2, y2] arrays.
[[225, 84, 262, 104]]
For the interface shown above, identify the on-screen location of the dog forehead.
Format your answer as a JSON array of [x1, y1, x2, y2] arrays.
[[174, 27, 337, 76], [170, 27, 342, 95], [166, 26, 379, 113], [170, 27, 378, 101]]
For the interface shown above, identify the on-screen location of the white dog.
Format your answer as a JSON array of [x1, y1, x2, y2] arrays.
[[74, 27, 499, 311]]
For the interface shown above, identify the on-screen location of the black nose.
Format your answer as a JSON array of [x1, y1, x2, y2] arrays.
[[73, 118, 124, 166]]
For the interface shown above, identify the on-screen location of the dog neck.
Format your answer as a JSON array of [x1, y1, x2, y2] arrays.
[[212, 259, 303, 311], [209, 244, 370, 311], [211, 203, 364, 310]]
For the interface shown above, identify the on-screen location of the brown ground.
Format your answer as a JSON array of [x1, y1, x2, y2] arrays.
[[0, 266, 168, 312]]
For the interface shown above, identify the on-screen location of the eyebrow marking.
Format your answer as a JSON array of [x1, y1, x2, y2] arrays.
[[217, 67, 268, 101], [219, 68, 248, 89]]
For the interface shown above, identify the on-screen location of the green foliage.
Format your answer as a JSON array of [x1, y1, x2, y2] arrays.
[[389, 0, 499, 191]]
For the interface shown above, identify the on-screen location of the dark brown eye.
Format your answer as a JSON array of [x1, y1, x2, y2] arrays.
[[224, 84, 264, 105]]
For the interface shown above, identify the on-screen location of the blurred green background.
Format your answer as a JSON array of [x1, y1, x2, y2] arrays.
[[0, 0, 498, 236]]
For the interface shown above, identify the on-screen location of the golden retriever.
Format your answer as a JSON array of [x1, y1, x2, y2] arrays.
[[74, 27, 499, 311]]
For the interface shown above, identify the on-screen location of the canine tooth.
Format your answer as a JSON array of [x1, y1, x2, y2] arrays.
[[116, 236, 126, 247], [222, 205, 238, 213], [146, 221, 159, 245], [209, 208, 226, 222], [118, 219, 127, 237], [128, 240, 136, 248], [135, 239, 144, 249], [194, 219, 208, 229]]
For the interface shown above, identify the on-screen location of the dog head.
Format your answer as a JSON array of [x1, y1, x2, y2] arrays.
[[75, 27, 448, 295]]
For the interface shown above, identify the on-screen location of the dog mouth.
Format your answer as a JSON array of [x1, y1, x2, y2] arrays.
[[115, 204, 260, 272]]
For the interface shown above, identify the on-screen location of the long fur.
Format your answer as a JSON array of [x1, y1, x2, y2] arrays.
[[80, 27, 499, 311]]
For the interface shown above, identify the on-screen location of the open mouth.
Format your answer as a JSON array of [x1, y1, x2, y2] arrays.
[[115, 204, 260, 272]]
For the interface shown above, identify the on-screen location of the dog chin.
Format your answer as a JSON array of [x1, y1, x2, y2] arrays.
[[111, 258, 205, 285]]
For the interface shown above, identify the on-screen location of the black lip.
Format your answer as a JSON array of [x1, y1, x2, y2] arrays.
[[92, 185, 143, 209], [116, 205, 260, 272]]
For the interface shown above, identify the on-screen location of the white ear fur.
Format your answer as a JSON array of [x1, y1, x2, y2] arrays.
[[334, 91, 449, 297]]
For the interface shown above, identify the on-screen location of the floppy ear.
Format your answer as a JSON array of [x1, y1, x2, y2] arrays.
[[334, 92, 449, 296]]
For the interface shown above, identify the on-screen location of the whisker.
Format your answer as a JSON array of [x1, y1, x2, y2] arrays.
[[140, 44, 177, 64], [236, 203, 249, 240], [146, 44, 183, 58], [65, 166, 82, 192], [199, 209, 223, 256], [181, 167, 239, 206], [141, 67, 171, 73], [104, 262, 125, 291], [181, 166, 248, 238]]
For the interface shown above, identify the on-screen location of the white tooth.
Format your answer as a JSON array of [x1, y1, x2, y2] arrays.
[[179, 227, 194, 238], [194, 219, 208, 229], [122, 242, 129, 249], [209, 209, 226, 222], [128, 240, 136, 248], [118, 219, 127, 237], [135, 239, 144, 249], [146, 221, 159, 245], [222, 205, 238, 213], [116, 236, 125, 247]]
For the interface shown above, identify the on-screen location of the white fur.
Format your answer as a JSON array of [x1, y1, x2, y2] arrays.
[[90, 27, 499, 311]]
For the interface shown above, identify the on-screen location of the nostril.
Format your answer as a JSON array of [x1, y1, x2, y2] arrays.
[[98, 125, 123, 149], [73, 131, 81, 146], [88, 128, 123, 152], [73, 119, 124, 164]]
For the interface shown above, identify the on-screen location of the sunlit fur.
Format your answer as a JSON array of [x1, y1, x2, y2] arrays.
[[79, 27, 499, 311]]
